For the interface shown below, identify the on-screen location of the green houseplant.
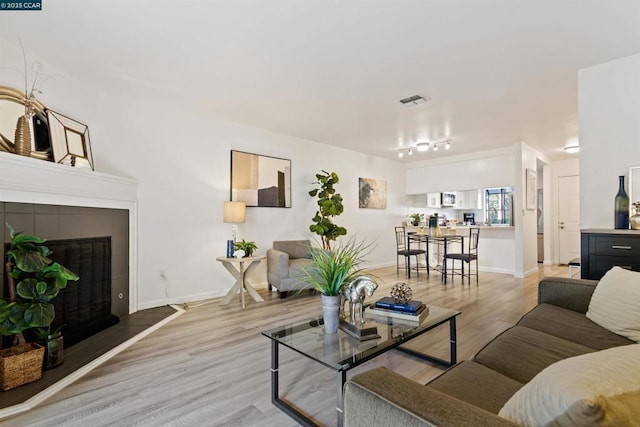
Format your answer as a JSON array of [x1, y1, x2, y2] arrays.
[[410, 213, 424, 226], [309, 170, 347, 250], [1, 224, 79, 377], [233, 239, 257, 257], [303, 237, 372, 333]]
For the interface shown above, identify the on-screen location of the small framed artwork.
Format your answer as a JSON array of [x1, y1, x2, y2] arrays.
[[230, 150, 291, 207], [359, 177, 387, 209], [47, 110, 94, 170], [526, 168, 537, 210]]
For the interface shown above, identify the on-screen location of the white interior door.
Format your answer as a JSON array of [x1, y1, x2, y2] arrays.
[[558, 175, 580, 264]]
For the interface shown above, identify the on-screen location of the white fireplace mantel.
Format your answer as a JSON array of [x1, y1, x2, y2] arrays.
[[0, 151, 139, 313]]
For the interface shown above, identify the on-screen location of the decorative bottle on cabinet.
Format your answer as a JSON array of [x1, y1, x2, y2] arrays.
[[614, 175, 630, 229]]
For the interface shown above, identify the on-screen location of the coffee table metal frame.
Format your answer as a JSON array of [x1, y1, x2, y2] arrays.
[[262, 305, 460, 427]]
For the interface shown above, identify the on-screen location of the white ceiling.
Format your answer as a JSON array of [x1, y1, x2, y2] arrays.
[[2, 1, 640, 162]]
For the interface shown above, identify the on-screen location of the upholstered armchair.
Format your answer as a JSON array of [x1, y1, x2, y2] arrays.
[[267, 240, 313, 298]]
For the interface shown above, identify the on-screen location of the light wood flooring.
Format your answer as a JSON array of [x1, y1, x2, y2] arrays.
[[1, 263, 569, 427]]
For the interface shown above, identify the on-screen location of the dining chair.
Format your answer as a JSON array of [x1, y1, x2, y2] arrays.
[[443, 227, 480, 285], [395, 226, 427, 277]]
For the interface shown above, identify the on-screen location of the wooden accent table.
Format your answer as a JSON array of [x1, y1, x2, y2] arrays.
[[216, 255, 265, 308]]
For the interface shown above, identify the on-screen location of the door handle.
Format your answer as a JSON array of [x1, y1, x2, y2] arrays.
[[611, 245, 632, 250]]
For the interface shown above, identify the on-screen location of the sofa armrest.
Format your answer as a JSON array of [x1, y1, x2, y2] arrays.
[[538, 276, 598, 314], [267, 249, 290, 279], [344, 367, 515, 427]]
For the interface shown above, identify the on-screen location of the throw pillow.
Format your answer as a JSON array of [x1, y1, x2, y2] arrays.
[[499, 344, 640, 426], [586, 266, 640, 342]]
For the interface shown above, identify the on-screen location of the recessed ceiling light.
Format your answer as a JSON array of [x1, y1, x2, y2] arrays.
[[398, 151, 404, 158], [408, 148, 413, 156]]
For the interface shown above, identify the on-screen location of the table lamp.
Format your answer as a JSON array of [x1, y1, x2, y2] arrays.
[[223, 201, 246, 242]]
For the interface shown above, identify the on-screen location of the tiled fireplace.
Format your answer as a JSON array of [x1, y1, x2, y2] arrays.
[[0, 151, 138, 316]]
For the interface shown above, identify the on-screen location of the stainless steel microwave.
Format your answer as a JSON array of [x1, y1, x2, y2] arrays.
[[441, 192, 456, 207]]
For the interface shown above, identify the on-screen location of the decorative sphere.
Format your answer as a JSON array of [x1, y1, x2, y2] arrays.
[[390, 282, 412, 304]]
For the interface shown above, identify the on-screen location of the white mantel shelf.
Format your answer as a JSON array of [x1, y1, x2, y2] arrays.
[[0, 151, 139, 313], [0, 151, 137, 207]]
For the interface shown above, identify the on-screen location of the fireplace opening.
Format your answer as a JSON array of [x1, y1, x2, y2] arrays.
[[4, 236, 120, 348]]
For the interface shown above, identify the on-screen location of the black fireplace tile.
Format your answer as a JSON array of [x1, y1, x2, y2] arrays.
[[113, 214, 129, 234], [4, 202, 34, 214], [59, 205, 80, 215], [59, 215, 89, 239], [96, 214, 114, 236], [34, 204, 60, 214], [35, 214, 61, 240], [5, 213, 35, 235]]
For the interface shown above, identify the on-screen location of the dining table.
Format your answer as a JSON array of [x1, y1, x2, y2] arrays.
[[407, 232, 464, 283]]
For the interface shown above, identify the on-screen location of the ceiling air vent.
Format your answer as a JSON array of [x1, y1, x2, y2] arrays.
[[399, 94, 428, 105]]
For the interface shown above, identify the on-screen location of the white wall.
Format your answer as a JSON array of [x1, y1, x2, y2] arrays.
[[0, 47, 408, 310], [101, 92, 409, 309], [579, 52, 640, 228]]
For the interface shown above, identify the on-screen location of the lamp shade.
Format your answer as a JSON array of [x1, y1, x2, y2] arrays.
[[223, 201, 246, 223]]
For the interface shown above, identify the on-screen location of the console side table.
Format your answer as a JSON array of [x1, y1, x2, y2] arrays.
[[216, 255, 265, 308]]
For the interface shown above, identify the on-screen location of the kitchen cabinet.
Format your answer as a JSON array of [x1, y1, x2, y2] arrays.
[[427, 193, 441, 208], [580, 229, 640, 280], [456, 190, 481, 209]]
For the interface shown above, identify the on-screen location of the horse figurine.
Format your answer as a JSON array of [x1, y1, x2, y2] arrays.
[[341, 276, 378, 324]]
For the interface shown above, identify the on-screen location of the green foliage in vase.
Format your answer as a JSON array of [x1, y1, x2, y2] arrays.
[[410, 213, 424, 226], [309, 170, 347, 250], [303, 237, 372, 296], [233, 239, 257, 257], [0, 223, 79, 339]]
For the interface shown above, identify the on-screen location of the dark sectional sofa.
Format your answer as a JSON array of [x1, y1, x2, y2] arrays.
[[343, 277, 634, 426]]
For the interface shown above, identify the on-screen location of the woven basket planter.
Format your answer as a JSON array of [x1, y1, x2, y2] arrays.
[[0, 343, 45, 391]]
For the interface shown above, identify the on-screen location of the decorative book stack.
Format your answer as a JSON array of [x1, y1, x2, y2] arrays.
[[366, 297, 429, 322]]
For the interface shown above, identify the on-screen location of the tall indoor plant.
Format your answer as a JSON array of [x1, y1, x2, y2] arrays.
[[309, 170, 347, 250], [303, 237, 372, 333], [1, 224, 79, 373]]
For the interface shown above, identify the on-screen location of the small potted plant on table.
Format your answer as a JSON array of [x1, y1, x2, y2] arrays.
[[302, 237, 372, 334], [233, 239, 257, 257]]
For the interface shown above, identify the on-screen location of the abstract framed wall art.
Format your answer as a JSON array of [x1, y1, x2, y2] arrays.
[[230, 150, 291, 207], [526, 168, 537, 210], [359, 177, 387, 209]]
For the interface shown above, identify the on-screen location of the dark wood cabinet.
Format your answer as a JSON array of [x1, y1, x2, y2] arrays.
[[581, 229, 640, 280]]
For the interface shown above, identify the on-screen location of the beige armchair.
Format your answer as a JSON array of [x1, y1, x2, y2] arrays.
[[267, 240, 313, 298]]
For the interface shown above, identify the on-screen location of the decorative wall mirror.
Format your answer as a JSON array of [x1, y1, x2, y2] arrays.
[[0, 85, 51, 160]]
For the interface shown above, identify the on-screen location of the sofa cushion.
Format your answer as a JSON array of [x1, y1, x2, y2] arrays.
[[288, 258, 312, 278], [518, 303, 634, 350], [428, 361, 524, 414], [499, 344, 640, 426], [474, 326, 595, 383], [586, 266, 640, 343], [273, 240, 311, 260]]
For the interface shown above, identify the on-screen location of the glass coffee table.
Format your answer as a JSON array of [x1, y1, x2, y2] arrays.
[[262, 304, 460, 427]]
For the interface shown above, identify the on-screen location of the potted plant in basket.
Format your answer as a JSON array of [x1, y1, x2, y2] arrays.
[[0, 224, 79, 388], [302, 237, 372, 334]]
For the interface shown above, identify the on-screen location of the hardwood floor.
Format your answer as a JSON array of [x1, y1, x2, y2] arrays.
[[1, 264, 569, 426]]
